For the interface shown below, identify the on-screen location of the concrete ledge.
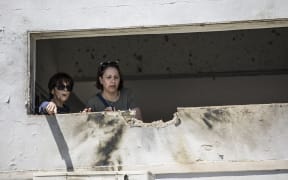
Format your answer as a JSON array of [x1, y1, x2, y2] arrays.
[[1, 160, 287, 179]]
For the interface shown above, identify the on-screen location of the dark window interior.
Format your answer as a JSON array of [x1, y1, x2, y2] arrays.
[[33, 27, 288, 122]]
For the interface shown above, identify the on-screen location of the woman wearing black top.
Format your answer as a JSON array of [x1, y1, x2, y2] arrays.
[[39, 72, 74, 115]]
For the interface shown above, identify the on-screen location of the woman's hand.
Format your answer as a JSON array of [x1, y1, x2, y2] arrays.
[[81, 107, 92, 113], [46, 102, 57, 115]]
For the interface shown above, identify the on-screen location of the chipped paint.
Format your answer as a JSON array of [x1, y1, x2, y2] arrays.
[[7, 104, 286, 173], [0, 103, 288, 178], [1, 1, 288, 179]]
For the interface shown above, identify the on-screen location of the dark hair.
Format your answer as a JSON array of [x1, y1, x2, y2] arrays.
[[96, 61, 123, 90], [48, 72, 74, 98]]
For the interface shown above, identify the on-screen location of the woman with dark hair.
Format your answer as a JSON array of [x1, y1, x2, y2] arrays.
[[39, 72, 74, 115], [83, 61, 142, 120]]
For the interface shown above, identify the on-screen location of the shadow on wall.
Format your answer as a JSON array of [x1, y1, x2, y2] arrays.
[[46, 115, 74, 171]]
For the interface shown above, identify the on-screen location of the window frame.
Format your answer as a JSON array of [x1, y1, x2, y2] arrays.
[[27, 18, 288, 114]]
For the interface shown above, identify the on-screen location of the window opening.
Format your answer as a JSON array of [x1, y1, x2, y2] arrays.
[[29, 21, 288, 122]]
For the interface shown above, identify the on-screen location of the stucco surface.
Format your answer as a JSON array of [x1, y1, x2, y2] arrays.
[[1, 0, 288, 30], [1, 103, 287, 172], [1, 1, 288, 179]]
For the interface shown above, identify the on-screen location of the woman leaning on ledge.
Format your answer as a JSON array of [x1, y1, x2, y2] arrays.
[[39, 72, 74, 115], [82, 61, 143, 120]]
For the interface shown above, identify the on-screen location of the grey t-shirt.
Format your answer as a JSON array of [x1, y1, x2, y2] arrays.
[[87, 88, 137, 112]]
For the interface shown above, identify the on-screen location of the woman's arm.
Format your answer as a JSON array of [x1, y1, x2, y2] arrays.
[[39, 101, 57, 115]]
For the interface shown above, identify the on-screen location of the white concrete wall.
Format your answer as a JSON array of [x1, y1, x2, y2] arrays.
[[1, 0, 288, 179], [0, 104, 288, 179]]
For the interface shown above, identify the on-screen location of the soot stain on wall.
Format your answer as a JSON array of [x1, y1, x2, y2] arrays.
[[202, 108, 231, 129], [172, 135, 194, 163], [95, 122, 124, 167], [90, 53, 95, 59], [86, 115, 126, 167], [71, 114, 125, 169], [134, 53, 143, 73], [271, 29, 281, 36]]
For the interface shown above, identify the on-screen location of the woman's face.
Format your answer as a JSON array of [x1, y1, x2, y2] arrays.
[[100, 67, 120, 93], [51, 81, 71, 104]]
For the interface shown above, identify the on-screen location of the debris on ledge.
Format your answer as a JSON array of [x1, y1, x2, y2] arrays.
[[121, 110, 181, 128], [87, 109, 181, 128]]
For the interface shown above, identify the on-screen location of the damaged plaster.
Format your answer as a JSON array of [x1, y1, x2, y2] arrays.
[[1, 1, 288, 179], [7, 103, 286, 174]]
